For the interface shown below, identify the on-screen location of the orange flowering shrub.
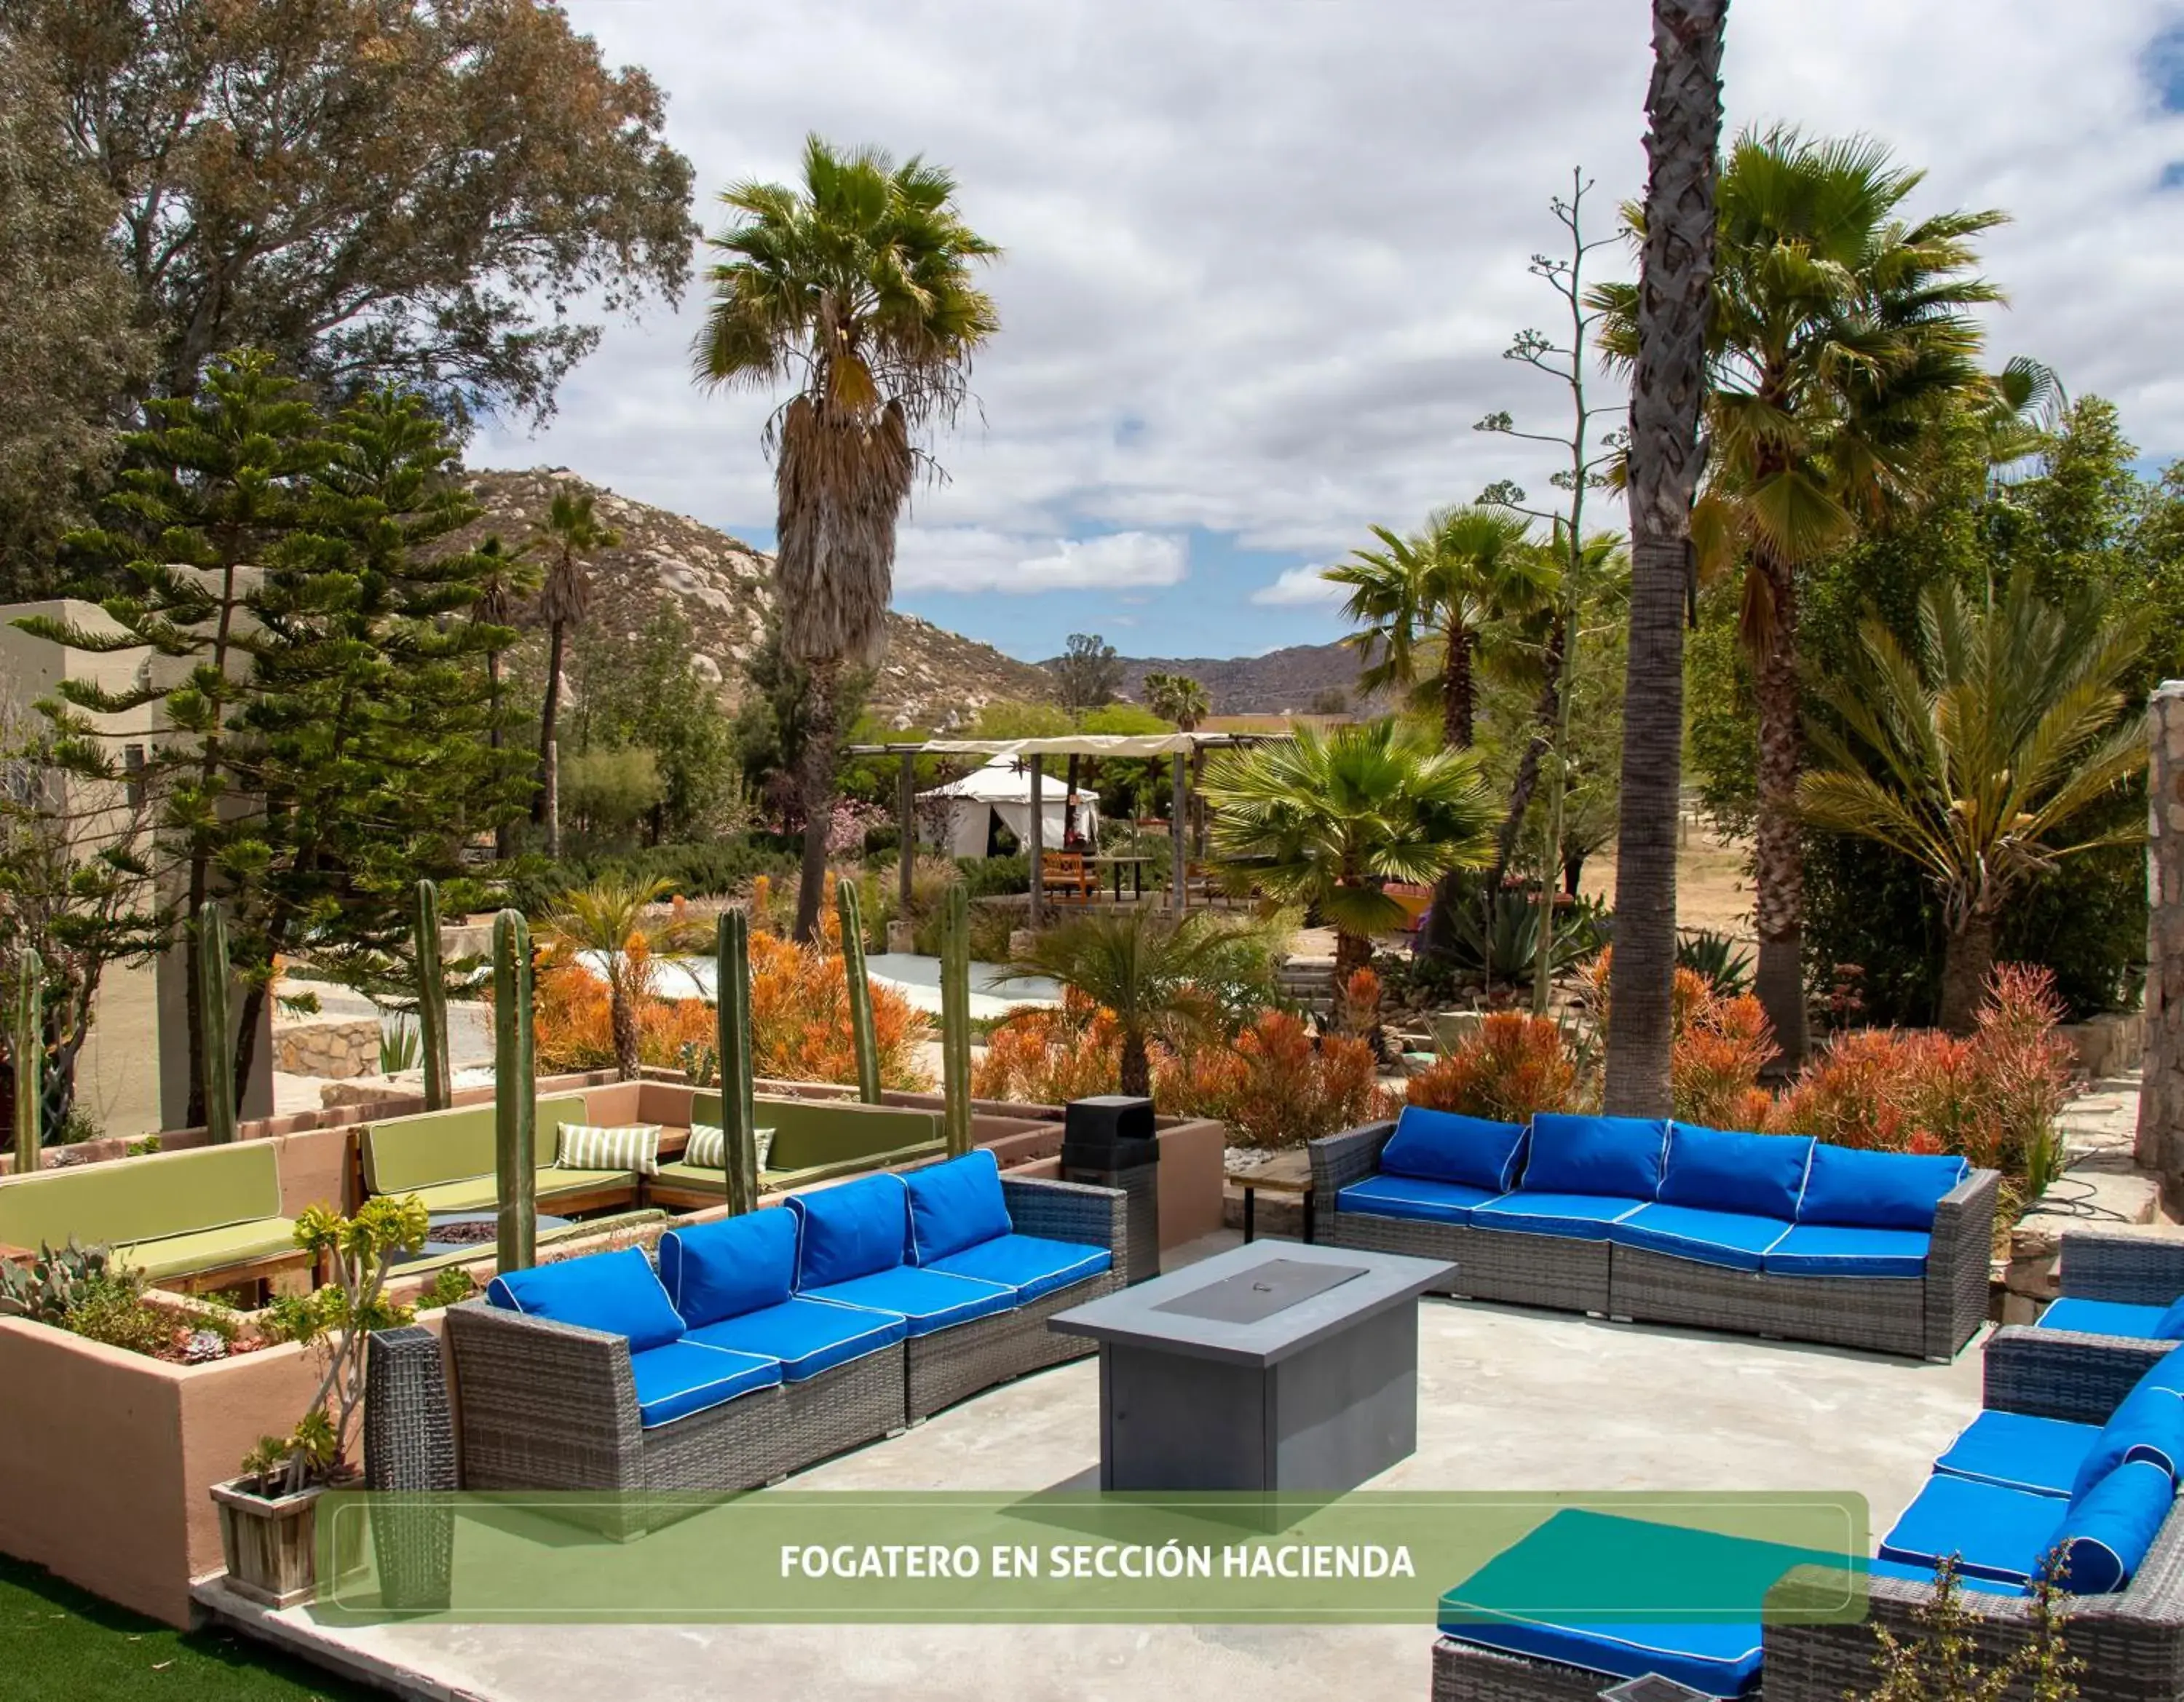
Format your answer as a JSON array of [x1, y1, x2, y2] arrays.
[[1406, 1013, 1581, 1123], [1580, 949, 1779, 1129], [971, 991, 1125, 1103], [1158, 1010, 1392, 1149], [1335, 967, 1383, 1039]]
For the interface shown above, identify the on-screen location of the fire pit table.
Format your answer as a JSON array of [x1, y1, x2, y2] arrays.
[[396, 1210, 571, 1264], [1048, 1240, 1453, 1493]]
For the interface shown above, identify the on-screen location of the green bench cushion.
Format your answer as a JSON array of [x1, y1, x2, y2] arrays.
[[360, 1094, 593, 1196], [402, 1168, 636, 1214], [650, 1142, 945, 1198], [689, 1093, 941, 1173], [116, 1219, 299, 1282], [0, 1141, 284, 1253]]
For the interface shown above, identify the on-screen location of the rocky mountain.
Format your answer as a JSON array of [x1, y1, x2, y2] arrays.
[[1100, 642, 1375, 716], [451, 469, 1057, 727]]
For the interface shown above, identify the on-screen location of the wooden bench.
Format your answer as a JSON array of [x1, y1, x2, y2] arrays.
[[356, 1093, 642, 1219], [1042, 850, 1099, 903], [646, 1094, 946, 1211]]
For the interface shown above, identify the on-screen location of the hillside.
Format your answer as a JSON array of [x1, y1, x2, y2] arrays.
[[1100, 642, 1376, 716], [452, 468, 1057, 727]]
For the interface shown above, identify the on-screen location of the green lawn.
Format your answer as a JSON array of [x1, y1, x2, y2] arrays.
[[0, 1554, 379, 1702]]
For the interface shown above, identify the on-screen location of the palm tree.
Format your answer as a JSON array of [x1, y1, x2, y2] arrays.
[[469, 534, 542, 859], [1597, 127, 2004, 1067], [692, 135, 1000, 943], [531, 487, 622, 858], [1005, 909, 1271, 1098], [548, 874, 673, 1080], [1142, 672, 1209, 731], [1200, 719, 1497, 975], [1599, 0, 1728, 1117], [1798, 578, 2143, 1032]]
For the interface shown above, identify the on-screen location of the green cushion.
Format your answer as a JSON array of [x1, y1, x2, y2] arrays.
[[361, 1094, 591, 1195], [689, 1094, 940, 1172], [401, 1168, 633, 1214], [0, 1141, 283, 1251], [652, 1142, 942, 1197], [114, 1219, 298, 1282]]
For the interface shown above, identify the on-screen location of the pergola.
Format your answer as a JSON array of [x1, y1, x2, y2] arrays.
[[842, 732, 1281, 927]]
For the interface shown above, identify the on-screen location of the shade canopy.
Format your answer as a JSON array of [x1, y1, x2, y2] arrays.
[[922, 734, 1207, 759], [919, 755, 1101, 858]]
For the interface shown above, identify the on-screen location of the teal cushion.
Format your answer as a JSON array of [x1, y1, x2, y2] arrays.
[[657, 1210, 797, 1328], [1470, 1191, 1644, 1240], [1610, 1204, 1789, 1272], [903, 1149, 1014, 1264], [1380, 1108, 1529, 1193], [2054, 1458, 2176, 1593], [1760, 1224, 1929, 1279], [2038, 1297, 2172, 1339], [684, 1297, 906, 1382], [626, 1339, 780, 1428], [486, 1247, 686, 1353], [787, 1172, 910, 1288], [1878, 1473, 2062, 1586], [1797, 1145, 1966, 1230], [2070, 1382, 2184, 1501], [803, 1266, 1014, 1337], [1522, 1113, 1668, 1200], [927, 1232, 1110, 1302], [1935, 1409, 2100, 1498], [1658, 1124, 1814, 1220]]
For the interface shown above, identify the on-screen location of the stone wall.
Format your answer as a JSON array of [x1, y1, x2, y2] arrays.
[[272, 1018, 382, 1080], [2137, 681, 2184, 1211]]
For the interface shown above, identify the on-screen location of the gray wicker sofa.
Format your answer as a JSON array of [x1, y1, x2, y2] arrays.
[[1310, 1109, 1996, 1359], [1996, 1229, 2184, 1400]]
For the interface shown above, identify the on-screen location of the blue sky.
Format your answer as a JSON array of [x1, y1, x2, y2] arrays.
[[474, 1, 2184, 665]]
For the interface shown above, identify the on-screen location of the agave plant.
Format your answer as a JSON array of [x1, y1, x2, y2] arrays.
[[1675, 930, 1754, 998]]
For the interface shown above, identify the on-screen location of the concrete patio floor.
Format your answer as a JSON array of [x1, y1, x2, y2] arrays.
[[210, 1238, 1986, 1702]]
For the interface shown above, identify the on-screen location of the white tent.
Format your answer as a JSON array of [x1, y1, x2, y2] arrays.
[[919, 755, 1101, 858]]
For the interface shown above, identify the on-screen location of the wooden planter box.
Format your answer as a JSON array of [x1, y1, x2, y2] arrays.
[[211, 1478, 323, 1609]]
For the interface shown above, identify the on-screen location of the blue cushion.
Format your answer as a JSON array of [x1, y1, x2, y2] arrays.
[[2054, 1458, 2177, 1594], [2159, 1297, 2184, 1339], [625, 1339, 780, 1428], [1934, 1410, 2101, 1498], [1760, 1224, 1930, 1279], [1440, 1613, 1761, 1698], [2037, 1297, 2173, 1339], [1797, 1145, 1967, 1230], [927, 1232, 1111, 1302], [1471, 1191, 1645, 1240], [684, 1296, 906, 1382], [787, 1172, 911, 1288], [486, 1246, 686, 1353], [1864, 1557, 2027, 1596], [1522, 1113, 1669, 1200], [2070, 1382, 2184, 1500], [803, 1265, 1014, 1337], [903, 1149, 1015, 1264], [1658, 1124, 1814, 1220], [1336, 1173, 1498, 1227], [1878, 1473, 2065, 1586], [657, 1208, 796, 1328], [1381, 1107, 1529, 1193], [2134, 1350, 2184, 1396], [1610, 1203, 1790, 1272]]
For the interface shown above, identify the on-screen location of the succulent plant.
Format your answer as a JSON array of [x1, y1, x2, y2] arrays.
[[492, 909, 537, 1273], [0, 1238, 119, 1325], [182, 1329, 229, 1363], [716, 909, 760, 1216], [414, 879, 452, 1110], [836, 879, 882, 1104]]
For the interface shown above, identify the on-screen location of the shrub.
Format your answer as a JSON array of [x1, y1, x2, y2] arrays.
[[972, 992, 1124, 1104], [1158, 1009, 1389, 1148], [507, 838, 796, 915], [1407, 1013, 1582, 1123], [1581, 949, 1779, 1128]]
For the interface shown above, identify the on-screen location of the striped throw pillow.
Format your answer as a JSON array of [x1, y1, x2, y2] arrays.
[[682, 1123, 774, 1173], [554, 1122, 662, 1176]]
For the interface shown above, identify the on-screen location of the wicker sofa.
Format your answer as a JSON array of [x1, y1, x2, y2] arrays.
[[1998, 1228, 2184, 1398], [1310, 1109, 1997, 1359]]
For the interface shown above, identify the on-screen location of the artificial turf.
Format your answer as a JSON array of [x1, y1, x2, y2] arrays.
[[0, 1553, 381, 1702]]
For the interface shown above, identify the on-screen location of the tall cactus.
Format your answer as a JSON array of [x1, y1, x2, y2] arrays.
[[939, 881, 973, 1158], [12, 950, 41, 1175], [413, 879, 451, 1111], [491, 909, 537, 1273], [716, 909, 760, 1216], [198, 901, 237, 1144], [836, 878, 881, 1104]]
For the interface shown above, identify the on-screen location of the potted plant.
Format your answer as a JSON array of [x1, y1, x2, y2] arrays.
[[212, 1195, 427, 1607]]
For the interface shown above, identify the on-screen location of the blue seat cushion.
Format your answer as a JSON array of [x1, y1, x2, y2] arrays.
[[1610, 1203, 1789, 1272], [1878, 1473, 2065, 1586], [1797, 1145, 1966, 1231], [1380, 1107, 1529, 1193], [1934, 1409, 2101, 1498], [2070, 1382, 2184, 1500], [626, 1339, 780, 1428], [903, 1149, 1015, 1264], [487, 1246, 686, 1352], [1522, 1113, 1669, 1200], [657, 1208, 797, 1328], [1336, 1173, 1498, 1227], [2055, 1458, 2177, 1594], [1470, 1191, 1645, 1240], [926, 1232, 1111, 1302], [803, 1265, 1015, 1337], [1440, 1613, 1762, 1698], [1760, 1224, 1930, 1279], [788, 1172, 911, 1288], [2038, 1297, 2174, 1340], [1658, 1124, 1814, 1221], [1864, 1557, 2027, 1596], [684, 1296, 906, 1382]]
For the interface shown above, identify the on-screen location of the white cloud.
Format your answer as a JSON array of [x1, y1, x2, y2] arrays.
[[894, 527, 1187, 593], [1251, 565, 1342, 606]]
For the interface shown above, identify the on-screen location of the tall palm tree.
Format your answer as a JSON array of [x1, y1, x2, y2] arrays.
[[1798, 578, 2143, 1032], [1600, 0, 1728, 1117], [549, 874, 673, 1080], [1597, 127, 2004, 1067], [1200, 719, 1497, 975], [1142, 671, 1209, 731], [469, 534, 542, 859], [692, 135, 1000, 942], [530, 487, 621, 858]]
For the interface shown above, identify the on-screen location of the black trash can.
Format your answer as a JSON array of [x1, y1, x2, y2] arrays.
[[1060, 1095, 1160, 1285]]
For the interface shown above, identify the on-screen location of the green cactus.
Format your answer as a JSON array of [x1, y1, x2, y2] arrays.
[[0, 1238, 118, 1324], [716, 909, 760, 1216], [11, 949, 41, 1175], [939, 881, 973, 1158], [491, 909, 537, 1272], [414, 879, 451, 1110], [836, 878, 882, 1104], [197, 901, 237, 1144]]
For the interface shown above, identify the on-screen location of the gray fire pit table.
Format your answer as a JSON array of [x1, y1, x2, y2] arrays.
[[1048, 1240, 1454, 1493]]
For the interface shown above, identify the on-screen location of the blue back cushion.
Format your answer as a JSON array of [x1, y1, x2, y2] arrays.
[[656, 1208, 797, 1329], [1521, 1114, 1669, 1200], [788, 1172, 909, 1288], [2054, 1458, 2177, 1594], [2072, 1383, 2184, 1500], [1658, 1123, 1813, 1220], [2156, 1298, 2184, 1342], [1381, 1107, 1529, 1193], [1797, 1145, 1968, 1230], [903, 1149, 1015, 1264], [486, 1247, 685, 1353]]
